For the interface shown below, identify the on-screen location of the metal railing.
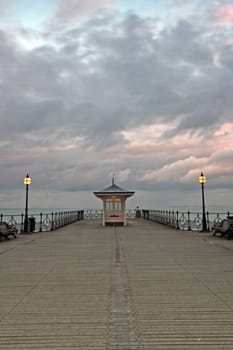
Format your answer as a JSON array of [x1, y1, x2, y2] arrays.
[[0, 210, 84, 233], [1, 208, 231, 234], [0, 209, 137, 234], [83, 209, 136, 220], [142, 209, 232, 231]]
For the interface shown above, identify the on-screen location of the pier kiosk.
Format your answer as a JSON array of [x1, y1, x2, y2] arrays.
[[94, 178, 135, 226]]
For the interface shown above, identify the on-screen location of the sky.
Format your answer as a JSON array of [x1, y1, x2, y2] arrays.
[[0, 0, 233, 210]]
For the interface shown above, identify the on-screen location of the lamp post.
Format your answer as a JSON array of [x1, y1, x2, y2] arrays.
[[198, 172, 207, 232], [23, 174, 32, 233]]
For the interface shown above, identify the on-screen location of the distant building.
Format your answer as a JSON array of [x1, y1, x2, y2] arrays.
[[94, 177, 135, 226]]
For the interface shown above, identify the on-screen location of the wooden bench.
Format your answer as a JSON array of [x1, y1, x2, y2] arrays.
[[212, 216, 233, 240], [0, 222, 18, 240]]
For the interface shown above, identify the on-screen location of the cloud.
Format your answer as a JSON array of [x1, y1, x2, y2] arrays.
[[0, 0, 13, 18], [0, 4, 233, 208], [51, 0, 115, 27], [214, 4, 233, 25]]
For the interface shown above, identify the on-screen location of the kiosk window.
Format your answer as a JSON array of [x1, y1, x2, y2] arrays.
[[114, 199, 121, 211], [106, 199, 121, 211], [106, 199, 113, 211]]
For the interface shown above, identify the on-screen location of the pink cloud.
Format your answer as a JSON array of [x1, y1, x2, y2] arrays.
[[214, 4, 233, 25], [214, 122, 233, 137], [102, 122, 233, 185]]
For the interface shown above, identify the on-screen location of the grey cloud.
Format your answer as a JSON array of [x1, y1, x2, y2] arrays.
[[158, 20, 212, 66], [1, 14, 232, 143], [0, 7, 233, 207], [50, 0, 115, 28]]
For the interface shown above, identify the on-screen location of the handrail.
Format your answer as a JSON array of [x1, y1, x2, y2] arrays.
[[0, 210, 84, 233], [142, 209, 232, 231]]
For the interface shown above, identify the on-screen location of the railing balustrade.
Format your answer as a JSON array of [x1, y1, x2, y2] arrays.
[[0, 208, 137, 235], [2, 208, 231, 235], [0, 210, 84, 234], [142, 209, 232, 231], [83, 209, 136, 220]]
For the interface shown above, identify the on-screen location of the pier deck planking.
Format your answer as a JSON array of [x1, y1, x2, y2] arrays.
[[0, 219, 233, 349]]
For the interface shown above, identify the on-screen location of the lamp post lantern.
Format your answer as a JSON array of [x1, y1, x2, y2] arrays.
[[23, 174, 32, 233], [198, 172, 208, 232]]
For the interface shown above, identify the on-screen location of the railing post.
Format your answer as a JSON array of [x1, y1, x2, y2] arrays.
[[59, 212, 61, 228], [51, 212, 54, 231], [54, 212, 57, 229], [188, 211, 191, 231], [62, 211, 64, 226], [61, 211, 63, 226], [176, 211, 179, 229], [40, 212, 43, 232], [56, 212, 58, 229], [20, 213, 24, 232], [207, 211, 210, 231]]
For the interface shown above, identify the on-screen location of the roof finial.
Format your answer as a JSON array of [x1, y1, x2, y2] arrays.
[[112, 173, 115, 185]]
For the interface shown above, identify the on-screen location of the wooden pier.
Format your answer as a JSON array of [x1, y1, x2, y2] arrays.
[[1, 218, 233, 349]]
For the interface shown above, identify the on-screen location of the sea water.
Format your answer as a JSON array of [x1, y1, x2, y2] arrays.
[[0, 205, 232, 217]]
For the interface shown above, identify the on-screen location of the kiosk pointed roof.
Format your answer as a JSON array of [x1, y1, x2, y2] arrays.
[[94, 176, 135, 196]]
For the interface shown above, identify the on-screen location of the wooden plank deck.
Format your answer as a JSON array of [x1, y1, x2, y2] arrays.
[[0, 219, 233, 349]]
